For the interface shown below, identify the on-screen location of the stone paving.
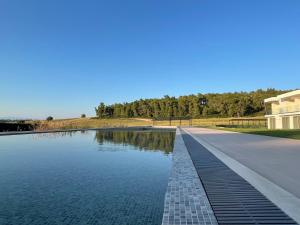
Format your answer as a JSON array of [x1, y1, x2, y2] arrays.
[[161, 129, 218, 225]]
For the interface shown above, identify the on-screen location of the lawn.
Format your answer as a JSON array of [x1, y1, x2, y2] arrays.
[[215, 127, 300, 140]]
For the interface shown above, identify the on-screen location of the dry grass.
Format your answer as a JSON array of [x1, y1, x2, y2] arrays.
[[34, 118, 153, 131], [32, 116, 266, 131]]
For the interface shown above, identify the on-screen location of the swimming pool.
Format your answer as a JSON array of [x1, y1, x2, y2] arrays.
[[0, 129, 175, 225]]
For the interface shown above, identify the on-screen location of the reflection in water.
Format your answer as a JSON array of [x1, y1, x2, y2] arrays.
[[29, 129, 175, 154], [0, 129, 174, 225], [30, 130, 88, 140], [94, 130, 175, 154]]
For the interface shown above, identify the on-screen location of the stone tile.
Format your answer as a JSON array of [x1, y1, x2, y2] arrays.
[[161, 129, 218, 225]]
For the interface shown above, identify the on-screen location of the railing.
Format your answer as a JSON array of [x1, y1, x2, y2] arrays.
[[227, 118, 267, 128], [152, 117, 192, 126], [266, 104, 300, 115], [152, 117, 267, 128]]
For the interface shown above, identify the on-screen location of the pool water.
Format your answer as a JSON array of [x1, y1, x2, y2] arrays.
[[0, 130, 175, 225]]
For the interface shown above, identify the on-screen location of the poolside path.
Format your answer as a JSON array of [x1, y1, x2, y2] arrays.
[[182, 127, 300, 224], [161, 129, 217, 225]]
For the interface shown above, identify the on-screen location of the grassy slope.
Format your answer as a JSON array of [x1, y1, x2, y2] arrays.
[[35, 117, 239, 130], [33, 116, 265, 130], [34, 118, 153, 130]]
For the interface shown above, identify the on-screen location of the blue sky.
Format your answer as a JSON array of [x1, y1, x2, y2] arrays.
[[0, 0, 300, 119]]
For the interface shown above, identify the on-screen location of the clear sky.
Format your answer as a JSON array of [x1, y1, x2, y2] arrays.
[[0, 0, 300, 119]]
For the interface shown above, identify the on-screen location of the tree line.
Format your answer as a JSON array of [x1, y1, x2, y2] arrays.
[[95, 89, 287, 119]]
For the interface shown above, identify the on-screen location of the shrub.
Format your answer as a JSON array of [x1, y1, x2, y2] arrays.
[[81, 114, 86, 118], [46, 116, 54, 121]]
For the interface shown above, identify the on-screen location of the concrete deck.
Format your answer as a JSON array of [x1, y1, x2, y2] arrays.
[[183, 127, 300, 224]]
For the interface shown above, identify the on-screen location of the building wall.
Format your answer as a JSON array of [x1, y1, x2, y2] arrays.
[[276, 116, 283, 129], [271, 99, 300, 115], [267, 96, 300, 129]]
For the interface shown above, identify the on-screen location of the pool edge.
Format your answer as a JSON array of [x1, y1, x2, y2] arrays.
[[0, 126, 176, 136], [161, 128, 218, 225]]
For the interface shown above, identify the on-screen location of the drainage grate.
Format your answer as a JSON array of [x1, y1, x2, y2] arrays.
[[181, 130, 297, 225]]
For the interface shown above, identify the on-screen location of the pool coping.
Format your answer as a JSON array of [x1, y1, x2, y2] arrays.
[[161, 128, 218, 225]]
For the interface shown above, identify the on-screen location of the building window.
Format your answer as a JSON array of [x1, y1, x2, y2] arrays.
[[293, 116, 300, 129], [282, 116, 290, 129]]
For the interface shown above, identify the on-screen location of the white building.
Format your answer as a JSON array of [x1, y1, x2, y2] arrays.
[[264, 90, 300, 129]]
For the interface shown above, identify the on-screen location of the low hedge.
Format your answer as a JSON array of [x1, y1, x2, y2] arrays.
[[0, 123, 34, 132]]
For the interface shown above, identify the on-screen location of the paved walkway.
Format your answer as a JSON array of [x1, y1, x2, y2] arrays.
[[162, 129, 217, 225], [183, 127, 300, 224], [183, 127, 300, 199], [181, 128, 297, 225]]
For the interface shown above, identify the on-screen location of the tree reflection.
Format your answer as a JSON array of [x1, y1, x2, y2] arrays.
[[31, 130, 88, 140], [94, 130, 175, 154]]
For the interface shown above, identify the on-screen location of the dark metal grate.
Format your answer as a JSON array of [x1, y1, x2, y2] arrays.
[[181, 129, 297, 225]]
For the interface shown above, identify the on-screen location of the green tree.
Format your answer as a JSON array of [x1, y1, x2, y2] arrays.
[[46, 116, 53, 121], [95, 102, 106, 118], [95, 89, 289, 119]]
